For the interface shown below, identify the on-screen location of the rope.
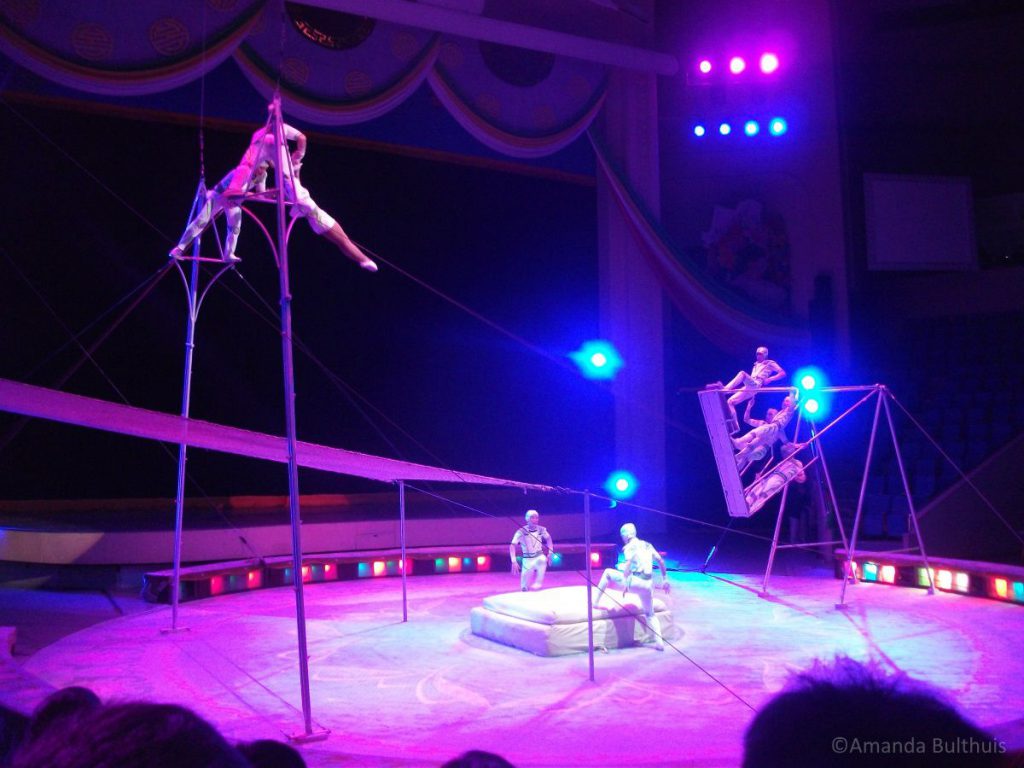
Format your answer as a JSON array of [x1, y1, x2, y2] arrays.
[[889, 392, 1023, 546]]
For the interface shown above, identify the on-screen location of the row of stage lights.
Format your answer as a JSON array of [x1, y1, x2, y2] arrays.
[[696, 52, 781, 77], [848, 559, 1024, 606], [161, 549, 606, 602], [693, 117, 789, 138]]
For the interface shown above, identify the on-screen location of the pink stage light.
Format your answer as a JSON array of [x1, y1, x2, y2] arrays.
[[210, 575, 225, 596], [954, 572, 970, 592], [476, 555, 491, 569], [372, 561, 386, 577], [590, 552, 601, 566], [324, 563, 333, 574], [729, 56, 746, 74], [759, 52, 779, 74], [698, 59, 712, 74], [247, 570, 261, 588], [880, 565, 896, 584], [448, 556, 462, 573]]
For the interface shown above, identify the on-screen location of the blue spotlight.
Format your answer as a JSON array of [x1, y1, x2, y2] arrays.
[[719, 122, 732, 136], [744, 120, 760, 136], [793, 365, 831, 420], [693, 124, 706, 137], [570, 340, 623, 380], [768, 117, 788, 136], [604, 470, 638, 501]]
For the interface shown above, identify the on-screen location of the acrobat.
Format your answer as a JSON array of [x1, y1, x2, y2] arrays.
[[744, 445, 807, 515], [732, 392, 798, 474], [709, 346, 786, 433], [170, 106, 377, 272], [592, 523, 669, 651], [509, 509, 554, 591]]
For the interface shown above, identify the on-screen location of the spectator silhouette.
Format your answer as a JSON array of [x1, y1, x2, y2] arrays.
[[441, 750, 516, 768], [743, 656, 1005, 767], [12, 700, 250, 768]]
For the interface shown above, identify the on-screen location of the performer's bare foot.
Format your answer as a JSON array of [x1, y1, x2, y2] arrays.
[[359, 257, 378, 272], [706, 381, 723, 390], [223, 253, 241, 263]]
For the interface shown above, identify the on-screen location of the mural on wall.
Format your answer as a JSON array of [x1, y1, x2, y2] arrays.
[[699, 199, 792, 315]]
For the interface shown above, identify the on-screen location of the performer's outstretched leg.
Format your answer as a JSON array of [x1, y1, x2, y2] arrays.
[[291, 179, 378, 271]]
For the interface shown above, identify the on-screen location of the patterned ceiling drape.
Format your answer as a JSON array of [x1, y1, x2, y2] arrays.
[[0, 0, 608, 157]]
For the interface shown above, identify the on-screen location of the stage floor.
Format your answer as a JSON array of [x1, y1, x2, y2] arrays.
[[11, 569, 1024, 767]]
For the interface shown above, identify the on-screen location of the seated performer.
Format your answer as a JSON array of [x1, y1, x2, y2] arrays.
[[592, 523, 670, 651], [744, 445, 807, 515], [170, 106, 377, 272], [509, 509, 554, 591], [732, 392, 798, 475], [709, 346, 786, 434]]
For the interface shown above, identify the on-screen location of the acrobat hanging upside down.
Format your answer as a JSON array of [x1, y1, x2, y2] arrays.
[[170, 105, 377, 272]]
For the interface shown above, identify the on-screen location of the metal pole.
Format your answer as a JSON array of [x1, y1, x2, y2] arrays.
[[399, 480, 408, 622], [810, 422, 850, 552], [584, 490, 595, 683], [881, 389, 935, 594], [270, 95, 315, 738], [170, 254, 201, 631], [838, 388, 882, 608], [760, 478, 791, 596]]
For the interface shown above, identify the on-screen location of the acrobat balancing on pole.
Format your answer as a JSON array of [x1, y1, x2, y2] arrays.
[[170, 103, 378, 272]]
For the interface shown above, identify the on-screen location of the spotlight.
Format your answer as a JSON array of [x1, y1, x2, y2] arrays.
[[759, 52, 779, 74], [744, 120, 760, 136], [693, 124, 706, 137], [768, 117, 788, 136], [728, 56, 745, 74], [719, 122, 731, 136], [604, 470, 638, 500], [800, 374, 816, 390], [570, 340, 623, 380], [698, 59, 712, 74]]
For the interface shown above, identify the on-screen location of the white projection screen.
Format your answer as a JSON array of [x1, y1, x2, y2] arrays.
[[865, 173, 977, 270]]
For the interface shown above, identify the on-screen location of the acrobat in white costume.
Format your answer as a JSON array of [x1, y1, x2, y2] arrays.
[[744, 448, 807, 515], [732, 393, 798, 474], [711, 346, 786, 433], [510, 509, 554, 591], [170, 106, 377, 272], [592, 523, 670, 651]]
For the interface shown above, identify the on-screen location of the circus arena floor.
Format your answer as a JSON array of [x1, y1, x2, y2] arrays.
[[2, 567, 1024, 767]]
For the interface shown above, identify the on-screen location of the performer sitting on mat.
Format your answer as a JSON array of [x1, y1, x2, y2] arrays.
[[592, 523, 670, 651], [170, 106, 377, 272], [708, 346, 786, 434], [732, 391, 799, 475], [510, 509, 554, 592]]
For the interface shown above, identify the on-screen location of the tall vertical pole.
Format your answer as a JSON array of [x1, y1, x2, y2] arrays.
[[809, 422, 850, 552], [399, 480, 408, 622], [170, 254, 201, 631], [584, 491, 595, 682], [882, 390, 935, 594], [760, 479, 792, 596], [270, 95, 315, 737], [838, 388, 882, 608]]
